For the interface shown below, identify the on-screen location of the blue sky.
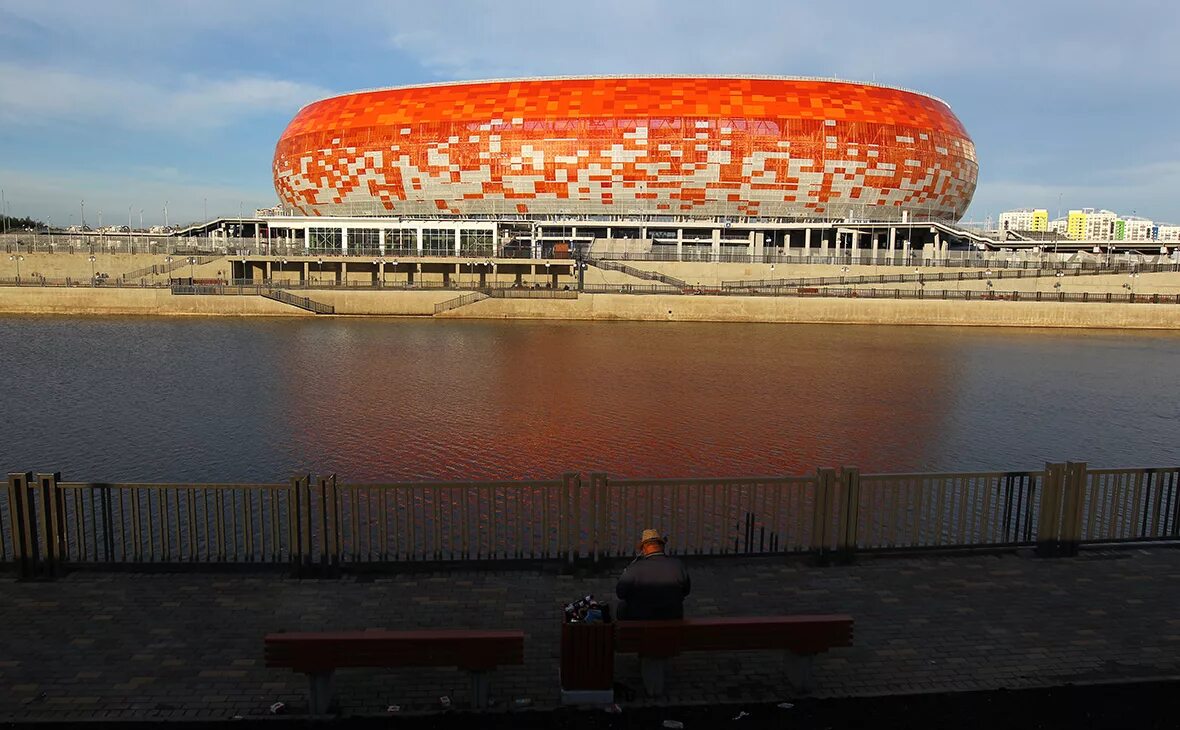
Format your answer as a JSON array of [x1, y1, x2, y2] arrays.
[[1, 0, 1177, 227]]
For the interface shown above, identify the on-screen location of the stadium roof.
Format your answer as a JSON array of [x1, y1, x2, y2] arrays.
[[299, 75, 951, 113]]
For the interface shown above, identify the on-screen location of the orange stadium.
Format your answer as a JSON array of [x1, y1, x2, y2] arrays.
[[272, 76, 978, 223]]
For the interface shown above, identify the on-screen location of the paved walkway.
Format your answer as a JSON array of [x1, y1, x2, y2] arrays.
[[2, 547, 1179, 721]]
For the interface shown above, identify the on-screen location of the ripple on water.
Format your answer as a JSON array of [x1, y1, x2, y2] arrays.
[[2, 316, 1179, 481]]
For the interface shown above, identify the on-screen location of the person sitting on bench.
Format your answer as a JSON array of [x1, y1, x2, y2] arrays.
[[615, 529, 691, 620]]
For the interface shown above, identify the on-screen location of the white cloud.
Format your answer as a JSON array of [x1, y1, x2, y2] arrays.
[[0, 62, 329, 132], [380, 0, 1180, 88]]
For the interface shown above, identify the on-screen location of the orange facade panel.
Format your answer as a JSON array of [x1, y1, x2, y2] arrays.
[[274, 76, 977, 221]]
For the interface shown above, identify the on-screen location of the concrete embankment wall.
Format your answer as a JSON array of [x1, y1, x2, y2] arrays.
[[0, 253, 227, 280], [2, 287, 1179, 328], [442, 293, 1180, 329], [0, 287, 302, 316], [311, 289, 467, 315]]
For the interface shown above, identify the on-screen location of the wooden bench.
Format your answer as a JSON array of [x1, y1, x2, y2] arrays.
[[615, 615, 853, 695], [263, 629, 525, 714]]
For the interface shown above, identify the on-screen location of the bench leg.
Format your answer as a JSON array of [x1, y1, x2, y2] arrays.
[[469, 670, 490, 709], [639, 657, 667, 696], [306, 671, 335, 716], [784, 652, 814, 693]]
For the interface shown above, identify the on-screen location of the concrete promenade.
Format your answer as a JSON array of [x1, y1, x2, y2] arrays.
[[1, 546, 1178, 722]]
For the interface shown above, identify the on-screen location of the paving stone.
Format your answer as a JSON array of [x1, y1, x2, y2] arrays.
[[2, 547, 1180, 721]]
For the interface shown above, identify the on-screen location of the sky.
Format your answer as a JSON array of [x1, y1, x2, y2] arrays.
[[1, 0, 1178, 227]]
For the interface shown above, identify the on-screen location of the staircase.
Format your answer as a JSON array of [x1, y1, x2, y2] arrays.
[[262, 289, 335, 314], [121, 255, 223, 282], [589, 259, 687, 289], [433, 291, 488, 315]]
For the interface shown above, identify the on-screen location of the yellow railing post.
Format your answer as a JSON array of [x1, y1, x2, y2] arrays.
[[562, 472, 580, 565], [838, 467, 861, 563], [35, 472, 66, 578], [316, 474, 341, 577], [590, 472, 609, 564], [810, 468, 837, 564], [287, 475, 311, 575], [1062, 462, 1088, 556], [7, 472, 36, 579], [1036, 463, 1065, 557]]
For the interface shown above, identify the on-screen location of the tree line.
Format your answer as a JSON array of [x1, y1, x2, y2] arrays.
[[1, 215, 48, 230]]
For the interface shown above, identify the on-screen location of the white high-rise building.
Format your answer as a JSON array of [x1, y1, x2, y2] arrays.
[[999, 208, 1048, 232], [1123, 216, 1155, 241], [1159, 225, 1180, 243]]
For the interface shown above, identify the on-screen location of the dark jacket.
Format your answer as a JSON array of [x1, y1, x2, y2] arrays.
[[615, 552, 691, 620]]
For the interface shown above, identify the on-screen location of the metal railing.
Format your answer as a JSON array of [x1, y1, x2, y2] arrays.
[[698, 286, 1180, 305], [434, 291, 487, 314], [591, 259, 688, 288], [487, 289, 578, 300], [3, 275, 1178, 305], [121, 255, 222, 282], [261, 289, 335, 314], [855, 470, 1041, 550], [5, 462, 1178, 577], [722, 264, 1180, 289], [595, 250, 1180, 269], [582, 283, 684, 295]]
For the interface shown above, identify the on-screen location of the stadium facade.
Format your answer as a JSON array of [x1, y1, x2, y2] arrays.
[[266, 76, 980, 258]]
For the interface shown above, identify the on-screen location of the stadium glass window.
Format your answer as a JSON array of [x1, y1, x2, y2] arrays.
[[422, 229, 454, 255], [460, 229, 493, 256], [385, 229, 417, 254], [308, 227, 342, 253], [348, 228, 381, 255]]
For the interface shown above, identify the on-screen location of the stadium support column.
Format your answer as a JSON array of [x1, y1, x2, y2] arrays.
[[804, 228, 812, 259], [849, 230, 859, 263], [888, 226, 897, 260], [871, 231, 879, 262], [711, 229, 721, 262], [415, 227, 423, 256], [677, 229, 683, 261], [454, 229, 461, 257], [750, 231, 760, 261], [340, 225, 349, 255]]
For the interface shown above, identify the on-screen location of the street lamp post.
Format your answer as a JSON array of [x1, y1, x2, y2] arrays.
[[88, 254, 96, 284], [188, 256, 195, 281], [10, 254, 23, 281]]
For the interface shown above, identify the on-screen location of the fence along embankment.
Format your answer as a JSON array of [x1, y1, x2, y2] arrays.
[[4, 462, 1177, 577]]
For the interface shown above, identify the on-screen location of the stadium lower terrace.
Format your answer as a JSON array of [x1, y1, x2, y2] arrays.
[[257, 214, 991, 261]]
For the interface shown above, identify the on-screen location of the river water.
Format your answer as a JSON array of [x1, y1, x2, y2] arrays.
[[1, 316, 1178, 483]]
